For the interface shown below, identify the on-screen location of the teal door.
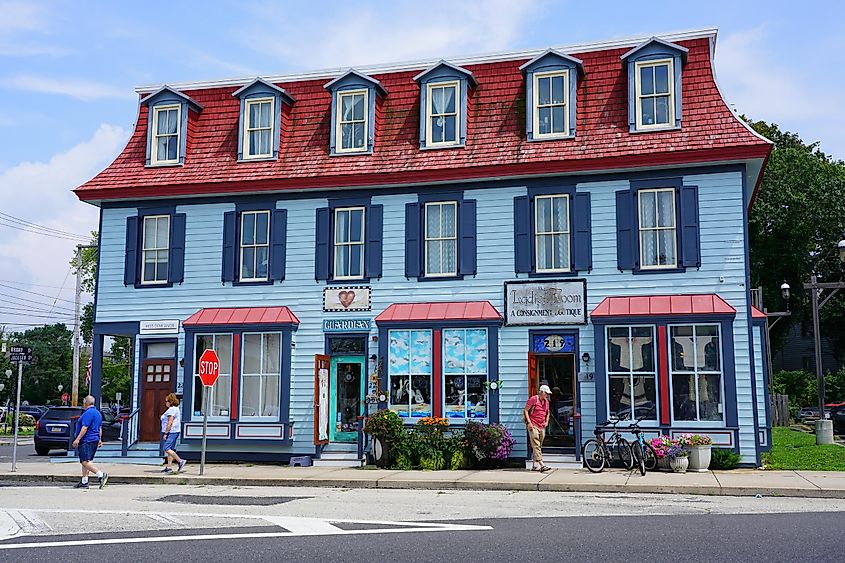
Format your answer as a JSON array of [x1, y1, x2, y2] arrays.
[[330, 355, 366, 442]]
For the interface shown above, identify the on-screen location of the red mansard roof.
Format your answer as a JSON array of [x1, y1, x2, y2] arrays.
[[184, 306, 300, 326], [75, 33, 771, 203], [591, 294, 736, 317], [375, 301, 502, 323]]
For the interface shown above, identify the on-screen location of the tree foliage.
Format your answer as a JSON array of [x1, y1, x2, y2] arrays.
[[7, 324, 73, 405], [773, 369, 845, 407]]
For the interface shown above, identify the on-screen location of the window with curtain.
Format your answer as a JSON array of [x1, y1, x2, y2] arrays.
[[244, 98, 273, 158], [424, 201, 457, 276], [534, 194, 570, 272], [443, 328, 488, 420], [239, 210, 270, 281], [152, 105, 180, 164], [388, 329, 432, 419], [336, 90, 367, 152], [333, 207, 365, 279], [671, 324, 723, 422], [141, 215, 170, 284], [638, 188, 677, 268], [533, 71, 568, 137], [606, 325, 658, 421], [636, 59, 674, 128], [240, 332, 281, 420], [192, 334, 233, 419], [426, 82, 458, 145]]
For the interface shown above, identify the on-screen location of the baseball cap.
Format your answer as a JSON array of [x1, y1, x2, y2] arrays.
[[539, 384, 552, 394]]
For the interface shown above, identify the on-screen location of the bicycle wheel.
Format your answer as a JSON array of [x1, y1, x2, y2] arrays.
[[631, 442, 646, 476], [582, 439, 606, 473], [614, 438, 634, 470], [643, 443, 658, 471]]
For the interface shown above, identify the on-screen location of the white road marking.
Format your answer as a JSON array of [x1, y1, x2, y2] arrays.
[[145, 513, 185, 527], [5, 510, 52, 534], [262, 516, 343, 534], [0, 512, 21, 541]]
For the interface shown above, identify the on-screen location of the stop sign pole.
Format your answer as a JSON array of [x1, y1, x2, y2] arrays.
[[197, 349, 220, 476]]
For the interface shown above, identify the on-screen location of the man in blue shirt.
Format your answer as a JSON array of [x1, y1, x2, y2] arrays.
[[72, 395, 109, 489]]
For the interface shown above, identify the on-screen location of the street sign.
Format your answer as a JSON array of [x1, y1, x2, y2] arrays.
[[61, 392, 69, 403], [8, 346, 32, 363], [198, 349, 220, 387]]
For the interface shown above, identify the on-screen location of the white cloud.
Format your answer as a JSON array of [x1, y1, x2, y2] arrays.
[[0, 1, 70, 57], [2, 74, 131, 101]]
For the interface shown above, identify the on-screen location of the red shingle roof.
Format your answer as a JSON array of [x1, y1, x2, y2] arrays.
[[75, 36, 770, 202], [591, 294, 736, 317], [751, 305, 767, 319], [183, 306, 299, 326], [375, 301, 502, 323]]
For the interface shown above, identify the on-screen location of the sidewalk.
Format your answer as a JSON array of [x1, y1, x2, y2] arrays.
[[2, 462, 845, 498]]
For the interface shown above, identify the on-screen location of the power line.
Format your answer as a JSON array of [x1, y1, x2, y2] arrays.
[[0, 309, 76, 320], [0, 211, 92, 239], [0, 291, 76, 314], [0, 278, 77, 290], [47, 267, 74, 316], [0, 283, 77, 305], [0, 303, 75, 317], [0, 220, 89, 242]]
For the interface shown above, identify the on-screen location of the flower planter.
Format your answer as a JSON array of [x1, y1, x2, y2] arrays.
[[687, 445, 712, 472], [372, 437, 390, 468], [658, 456, 673, 471], [670, 456, 689, 473]]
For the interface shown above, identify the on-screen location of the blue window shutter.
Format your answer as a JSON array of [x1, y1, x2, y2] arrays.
[[169, 213, 186, 284], [615, 190, 635, 271], [124, 216, 138, 286], [573, 193, 592, 272], [270, 209, 287, 281], [513, 195, 531, 273], [366, 204, 383, 279], [221, 211, 236, 283], [680, 186, 701, 268], [459, 199, 477, 276], [404, 202, 421, 278], [315, 207, 330, 281]]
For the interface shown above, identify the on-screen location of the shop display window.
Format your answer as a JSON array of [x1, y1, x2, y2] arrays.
[[240, 332, 281, 420], [388, 329, 432, 418], [670, 324, 723, 422], [192, 334, 232, 419], [443, 328, 488, 420], [606, 325, 657, 421]]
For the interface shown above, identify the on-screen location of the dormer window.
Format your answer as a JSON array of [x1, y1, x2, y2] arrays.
[[414, 61, 476, 149], [520, 49, 582, 141], [324, 70, 386, 156], [233, 78, 295, 162], [141, 85, 202, 167], [621, 37, 688, 133]]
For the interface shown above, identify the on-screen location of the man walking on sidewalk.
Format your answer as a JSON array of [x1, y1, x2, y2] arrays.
[[72, 395, 109, 489], [523, 384, 552, 472]]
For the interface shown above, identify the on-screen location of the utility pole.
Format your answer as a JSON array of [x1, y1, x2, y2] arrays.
[[72, 244, 97, 408]]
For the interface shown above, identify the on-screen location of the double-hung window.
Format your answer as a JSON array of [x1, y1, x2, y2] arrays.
[[240, 210, 270, 282], [241, 332, 281, 420], [424, 201, 458, 277], [333, 207, 365, 280], [534, 194, 570, 272], [336, 89, 368, 153], [638, 188, 677, 269], [243, 98, 274, 159], [193, 334, 232, 419], [426, 82, 459, 146], [670, 324, 723, 422], [635, 59, 674, 129], [606, 326, 658, 421], [533, 71, 568, 138], [141, 215, 170, 285], [151, 104, 181, 165]]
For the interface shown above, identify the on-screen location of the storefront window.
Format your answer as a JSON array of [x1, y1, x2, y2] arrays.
[[193, 334, 232, 419], [606, 326, 657, 421], [241, 332, 281, 420], [670, 324, 722, 422], [443, 328, 488, 420], [388, 330, 432, 418]]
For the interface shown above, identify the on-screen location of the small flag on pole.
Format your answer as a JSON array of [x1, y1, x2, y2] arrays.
[[86, 357, 92, 386]]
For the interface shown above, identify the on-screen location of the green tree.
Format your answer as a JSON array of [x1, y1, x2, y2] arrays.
[[102, 337, 131, 405], [9, 324, 73, 405], [71, 233, 98, 346]]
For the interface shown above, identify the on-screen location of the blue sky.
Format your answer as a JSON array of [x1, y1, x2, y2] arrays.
[[0, 0, 843, 329]]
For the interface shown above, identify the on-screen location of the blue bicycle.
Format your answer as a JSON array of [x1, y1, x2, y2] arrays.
[[629, 417, 658, 476]]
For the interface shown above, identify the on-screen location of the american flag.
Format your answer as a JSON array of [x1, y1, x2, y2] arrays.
[[86, 357, 92, 386]]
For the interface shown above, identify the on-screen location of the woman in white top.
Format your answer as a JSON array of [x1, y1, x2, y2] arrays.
[[160, 393, 186, 473]]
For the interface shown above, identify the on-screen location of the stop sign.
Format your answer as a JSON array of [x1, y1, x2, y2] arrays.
[[61, 393, 69, 403], [198, 349, 220, 387]]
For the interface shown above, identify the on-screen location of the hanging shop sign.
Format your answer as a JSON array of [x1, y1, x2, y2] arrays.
[[323, 286, 371, 312], [505, 280, 587, 326], [531, 334, 576, 353], [322, 318, 372, 332], [139, 319, 180, 335]]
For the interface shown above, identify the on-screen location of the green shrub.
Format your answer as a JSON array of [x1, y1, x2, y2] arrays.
[[394, 452, 413, 470], [4, 413, 36, 427], [364, 409, 405, 441], [710, 448, 742, 470], [448, 449, 465, 470]]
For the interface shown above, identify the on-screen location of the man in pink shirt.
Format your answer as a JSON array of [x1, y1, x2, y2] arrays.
[[523, 384, 552, 471]]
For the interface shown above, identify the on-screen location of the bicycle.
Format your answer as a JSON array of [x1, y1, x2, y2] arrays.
[[629, 418, 658, 476], [582, 419, 633, 473]]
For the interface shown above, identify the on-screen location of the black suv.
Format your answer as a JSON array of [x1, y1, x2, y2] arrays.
[[34, 407, 122, 456]]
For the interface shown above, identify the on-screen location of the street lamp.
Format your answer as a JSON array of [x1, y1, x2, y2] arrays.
[[58, 384, 63, 392], [838, 238, 845, 264], [780, 281, 791, 307]]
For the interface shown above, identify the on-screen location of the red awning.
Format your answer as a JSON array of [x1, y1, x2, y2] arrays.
[[751, 305, 766, 319], [184, 306, 299, 326], [375, 301, 502, 323], [591, 294, 736, 317]]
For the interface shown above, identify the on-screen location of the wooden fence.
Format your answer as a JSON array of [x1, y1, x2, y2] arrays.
[[771, 394, 790, 426]]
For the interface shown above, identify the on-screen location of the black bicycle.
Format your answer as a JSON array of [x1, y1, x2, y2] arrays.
[[582, 419, 633, 473], [629, 418, 658, 476]]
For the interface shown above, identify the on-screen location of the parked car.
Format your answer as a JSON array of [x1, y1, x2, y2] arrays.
[[829, 404, 845, 435], [797, 407, 819, 423], [33, 407, 122, 456], [17, 405, 48, 421]]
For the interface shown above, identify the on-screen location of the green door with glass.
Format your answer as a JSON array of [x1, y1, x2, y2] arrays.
[[330, 355, 366, 442]]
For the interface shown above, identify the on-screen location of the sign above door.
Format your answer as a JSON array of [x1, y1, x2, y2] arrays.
[[324, 286, 371, 312], [532, 333, 575, 353], [504, 280, 587, 326]]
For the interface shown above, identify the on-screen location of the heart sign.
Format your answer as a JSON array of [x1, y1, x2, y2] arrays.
[[338, 290, 356, 308]]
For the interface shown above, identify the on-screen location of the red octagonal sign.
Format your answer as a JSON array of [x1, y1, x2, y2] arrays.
[[198, 349, 220, 387]]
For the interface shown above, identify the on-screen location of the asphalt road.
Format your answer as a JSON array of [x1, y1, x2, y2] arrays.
[[0, 442, 58, 464]]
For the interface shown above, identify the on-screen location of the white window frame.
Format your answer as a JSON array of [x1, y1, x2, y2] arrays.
[[532, 70, 569, 139], [534, 194, 571, 273], [239, 331, 282, 422], [333, 206, 366, 280], [668, 323, 725, 426], [242, 97, 274, 159], [151, 104, 181, 165], [425, 81, 460, 147], [140, 215, 170, 285], [442, 328, 489, 421], [634, 58, 675, 130], [239, 210, 271, 282], [605, 325, 659, 424], [193, 333, 233, 422], [424, 201, 458, 277], [387, 329, 433, 419], [335, 89, 369, 153], [638, 188, 677, 270]]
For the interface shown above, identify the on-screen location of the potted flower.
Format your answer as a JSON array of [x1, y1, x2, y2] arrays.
[[667, 445, 689, 473], [649, 436, 674, 471], [364, 409, 405, 468], [686, 434, 713, 472]]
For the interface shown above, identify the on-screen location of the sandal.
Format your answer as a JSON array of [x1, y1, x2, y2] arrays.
[[540, 466, 552, 472]]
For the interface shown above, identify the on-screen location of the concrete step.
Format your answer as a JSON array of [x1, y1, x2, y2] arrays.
[[525, 453, 582, 470], [312, 458, 364, 468]]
